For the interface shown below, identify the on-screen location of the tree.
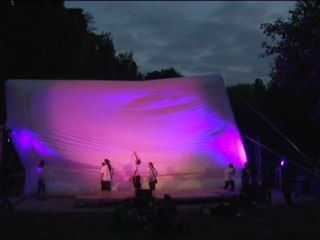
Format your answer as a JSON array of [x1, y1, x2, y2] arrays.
[[114, 51, 140, 80], [261, 0, 320, 93], [144, 67, 182, 80], [260, 0, 320, 162], [227, 79, 267, 138]]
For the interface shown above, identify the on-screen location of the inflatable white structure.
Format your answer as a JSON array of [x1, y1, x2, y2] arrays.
[[5, 75, 247, 196]]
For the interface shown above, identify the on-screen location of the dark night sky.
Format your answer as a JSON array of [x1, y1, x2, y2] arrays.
[[65, 1, 295, 85]]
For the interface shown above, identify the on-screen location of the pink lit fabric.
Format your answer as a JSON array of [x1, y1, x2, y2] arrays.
[[6, 75, 247, 196]]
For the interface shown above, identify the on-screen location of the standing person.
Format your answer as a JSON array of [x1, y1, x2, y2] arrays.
[[0, 164, 14, 211], [281, 162, 295, 207], [241, 162, 252, 194], [224, 163, 235, 191], [131, 159, 141, 190], [100, 159, 114, 191], [240, 161, 254, 206], [37, 160, 46, 200], [148, 162, 158, 191]]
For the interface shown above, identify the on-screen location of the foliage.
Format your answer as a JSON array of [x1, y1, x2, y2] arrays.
[[114, 52, 139, 80], [261, 0, 320, 93], [228, 75, 319, 186], [144, 67, 182, 80], [257, 0, 320, 168], [0, 0, 182, 124]]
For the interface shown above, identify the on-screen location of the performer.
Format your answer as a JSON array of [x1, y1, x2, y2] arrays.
[[131, 157, 141, 190], [224, 163, 235, 191], [281, 162, 295, 207], [0, 163, 14, 210], [100, 159, 114, 191], [148, 162, 158, 191], [241, 162, 252, 194], [37, 160, 46, 200]]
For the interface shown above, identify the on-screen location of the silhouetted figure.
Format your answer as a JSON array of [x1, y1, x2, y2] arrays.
[[37, 160, 46, 200], [0, 164, 14, 211], [224, 163, 235, 191], [148, 162, 158, 191], [239, 162, 255, 207], [113, 198, 143, 232], [131, 159, 141, 190], [282, 164, 295, 207], [154, 194, 178, 233], [241, 162, 252, 193]]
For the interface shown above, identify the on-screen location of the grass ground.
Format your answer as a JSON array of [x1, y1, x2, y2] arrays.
[[1, 198, 320, 240]]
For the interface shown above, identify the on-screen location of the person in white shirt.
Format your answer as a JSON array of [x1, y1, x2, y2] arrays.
[[224, 163, 235, 191], [100, 159, 114, 191], [148, 162, 158, 191]]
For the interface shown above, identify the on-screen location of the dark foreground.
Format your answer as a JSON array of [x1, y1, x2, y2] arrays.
[[1, 198, 320, 240]]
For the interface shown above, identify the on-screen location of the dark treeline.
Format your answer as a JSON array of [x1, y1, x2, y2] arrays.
[[0, 1, 181, 123], [228, 0, 320, 187], [0, 0, 319, 189], [227, 78, 319, 187]]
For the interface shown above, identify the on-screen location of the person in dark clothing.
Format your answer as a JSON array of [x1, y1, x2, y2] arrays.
[[37, 160, 46, 200], [0, 165, 14, 211], [239, 162, 254, 207], [241, 162, 252, 194], [281, 163, 295, 207]]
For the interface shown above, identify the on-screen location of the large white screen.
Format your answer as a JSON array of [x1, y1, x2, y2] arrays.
[[6, 75, 247, 196]]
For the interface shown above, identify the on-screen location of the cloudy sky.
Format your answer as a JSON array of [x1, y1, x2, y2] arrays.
[[64, 1, 296, 86]]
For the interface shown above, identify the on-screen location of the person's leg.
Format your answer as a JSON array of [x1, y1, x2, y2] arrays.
[[106, 181, 111, 191], [136, 176, 141, 190], [101, 181, 108, 191], [224, 181, 230, 190], [230, 180, 235, 191], [149, 181, 155, 191], [37, 179, 42, 199], [132, 176, 137, 189], [42, 182, 46, 199]]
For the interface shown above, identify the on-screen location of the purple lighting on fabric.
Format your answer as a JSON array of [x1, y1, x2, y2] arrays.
[[32, 138, 58, 156], [13, 129, 57, 156], [5, 76, 248, 196], [16, 130, 32, 150]]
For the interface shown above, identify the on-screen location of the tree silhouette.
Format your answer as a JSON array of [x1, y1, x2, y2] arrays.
[[0, 0, 183, 124], [260, 0, 320, 163], [144, 67, 182, 80], [261, 0, 320, 93]]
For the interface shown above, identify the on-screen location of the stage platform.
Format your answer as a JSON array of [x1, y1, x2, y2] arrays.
[[11, 190, 315, 212], [74, 188, 240, 208]]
